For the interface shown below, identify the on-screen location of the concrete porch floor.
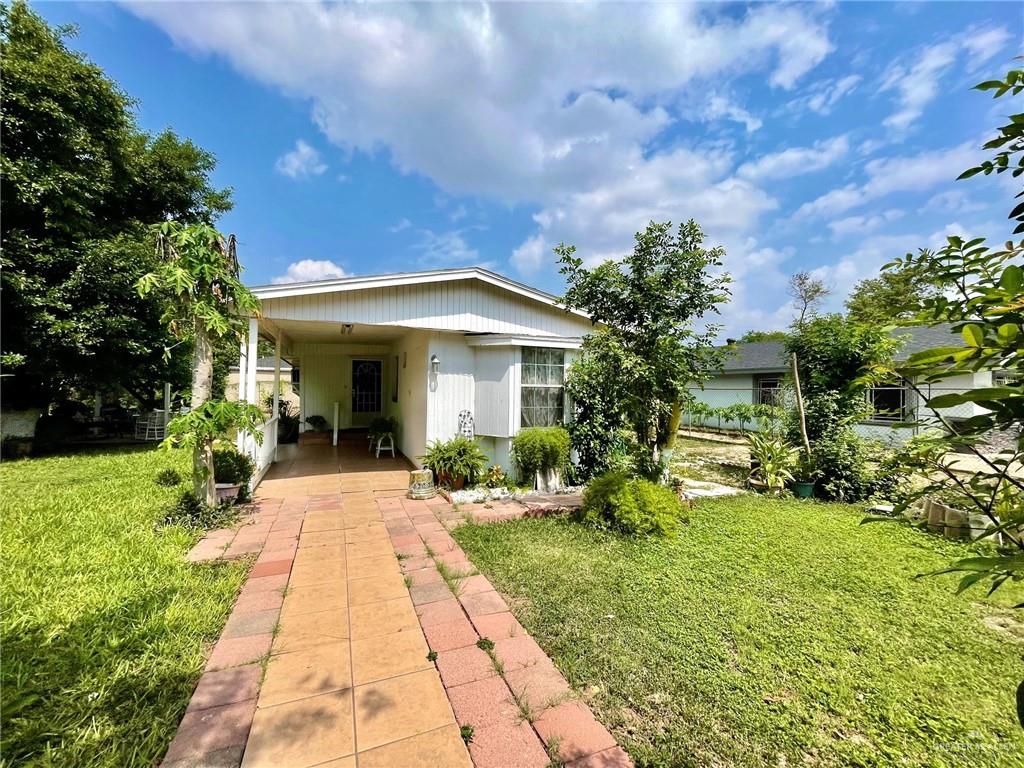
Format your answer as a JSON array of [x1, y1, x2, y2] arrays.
[[167, 439, 629, 768]]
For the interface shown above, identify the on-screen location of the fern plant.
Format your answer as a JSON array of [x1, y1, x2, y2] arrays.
[[420, 436, 488, 489]]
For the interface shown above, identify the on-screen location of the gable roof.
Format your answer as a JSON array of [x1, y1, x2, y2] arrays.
[[720, 324, 961, 374], [249, 266, 590, 321]]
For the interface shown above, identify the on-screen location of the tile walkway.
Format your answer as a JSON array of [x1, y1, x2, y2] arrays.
[[168, 440, 630, 768]]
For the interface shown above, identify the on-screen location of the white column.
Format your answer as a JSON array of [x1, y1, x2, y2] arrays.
[[245, 317, 259, 406], [332, 401, 340, 447], [163, 383, 171, 428], [236, 333, 248, 452], [272, 335, 281, 417], [93, 391, 102, 420]]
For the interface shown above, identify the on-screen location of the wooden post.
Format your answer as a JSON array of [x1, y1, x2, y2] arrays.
[[790, 353, 811, 458]]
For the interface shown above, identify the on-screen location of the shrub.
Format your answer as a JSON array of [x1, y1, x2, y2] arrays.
[[565, 332, 628, 481], [511, 427, 570, 480], [368, 416, 398, 438], [483, 464, 508, 488], [212, 447, 255, 486], [154, 468, 182, 487], [812, 427, 875, 503], [577, 472, 686, 537], [305, 415, 328, 431], [420, 436, 488, 487], [162, 490, 237, 530]]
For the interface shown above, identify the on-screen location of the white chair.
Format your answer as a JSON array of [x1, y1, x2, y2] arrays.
[[375, 433, 395, 458], [136, 411, 166, 441]]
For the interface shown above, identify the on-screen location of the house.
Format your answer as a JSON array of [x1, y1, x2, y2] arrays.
[[235, 267, 593, 482], [687, 325, 997, 445], [227, 356, 299, 414]]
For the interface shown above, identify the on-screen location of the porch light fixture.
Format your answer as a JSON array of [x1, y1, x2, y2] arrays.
[[430, 354, 440, 374]]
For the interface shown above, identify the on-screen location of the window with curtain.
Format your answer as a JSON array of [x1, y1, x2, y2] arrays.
[[521, 347, 565, 427]]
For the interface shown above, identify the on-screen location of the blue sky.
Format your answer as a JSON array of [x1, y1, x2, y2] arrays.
[[38, 2, 1018, 337]]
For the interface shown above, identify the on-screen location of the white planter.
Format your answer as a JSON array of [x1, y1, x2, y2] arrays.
[[535, 468, 563, 493], [215, 483, 241, 503]]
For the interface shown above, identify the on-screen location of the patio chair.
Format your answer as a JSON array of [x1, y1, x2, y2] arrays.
[[374, 432, 395, 458], [135, 411, 166, 441]]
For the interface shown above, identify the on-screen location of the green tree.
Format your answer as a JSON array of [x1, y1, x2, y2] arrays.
[[788, 271, 831, 328], [0, 2, 231, 416], [868, 64, 1022, 604], [845, 260, 942, 325], [557, 220, 731, 480], [736, 330, 788, 343], [138, 223, 262, 505]]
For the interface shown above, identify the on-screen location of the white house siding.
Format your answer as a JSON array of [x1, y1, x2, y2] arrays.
[[386, 330, 429, 464], [473, 347, 515, 438], [293, 342, 393, 431], [259, 280, 593, 338], [426, 333, 476, 446]]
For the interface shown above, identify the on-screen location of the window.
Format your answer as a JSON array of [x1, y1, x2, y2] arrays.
[[867, 383, 910, 422], [521, 347, 565, 427], [755, 375, 782, 406]]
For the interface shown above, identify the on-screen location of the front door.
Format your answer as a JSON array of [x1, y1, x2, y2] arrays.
[[351, 359, 383, 421]]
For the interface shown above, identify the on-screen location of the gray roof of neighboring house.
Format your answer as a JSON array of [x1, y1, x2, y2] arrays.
[[229, 357, 293, 372], [719, 323, 960, 373]]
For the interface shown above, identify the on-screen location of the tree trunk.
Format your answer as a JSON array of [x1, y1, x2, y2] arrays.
[[790, 353, 811, 458], [657, 401, 684, 484], [192, 320, 216, 506]]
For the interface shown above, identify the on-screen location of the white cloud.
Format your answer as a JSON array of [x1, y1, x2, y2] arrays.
[[389, 217, 412, 233], [272, 259, 348, 284], [806, 74, 860, 114], [737, 135, 849, 181], [880, 28, 1009, 131], [274, 139, 327, 179], [796, 141, 978, 218], [413, 228, 481, 267], [128, 2, 831, 207], [920, 189, 985, 214], [449, 204, 468, 223], [827, 209, 904, 238], [699, 94, 762, 133], [511, 234, 548, 275]]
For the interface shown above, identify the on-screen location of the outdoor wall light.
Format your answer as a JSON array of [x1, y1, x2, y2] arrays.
[[430, 354, 440, 374]]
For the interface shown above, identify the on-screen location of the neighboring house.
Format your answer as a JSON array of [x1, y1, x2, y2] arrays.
[[688, 325, 996, 445], [235, 267, 593, 481], [226, 357, 300, 413]]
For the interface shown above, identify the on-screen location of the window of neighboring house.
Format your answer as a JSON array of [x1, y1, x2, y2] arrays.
[[867, 383, 911, 422], [521, 347, 565, 427], [755, 375, 782, 406], [994, 371, 1021, 387]]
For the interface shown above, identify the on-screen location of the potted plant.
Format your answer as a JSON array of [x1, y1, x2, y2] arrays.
[[746, 430, 798, 494], [213, 446, 256, 503], [791, 455, 819, 499], [305, 415, 328, 432], [511, 426, 571, 491], [420, 436, 488, 490]]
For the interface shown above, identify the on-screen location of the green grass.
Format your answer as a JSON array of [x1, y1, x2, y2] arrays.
[[1, 447, 248, 767], [453, 496, 1024, 768]]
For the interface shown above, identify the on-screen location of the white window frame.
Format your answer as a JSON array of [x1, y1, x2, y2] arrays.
[[520, 347, 566, 428]]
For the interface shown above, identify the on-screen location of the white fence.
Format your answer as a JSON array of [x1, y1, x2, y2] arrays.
[[241, 416, 278, 490]]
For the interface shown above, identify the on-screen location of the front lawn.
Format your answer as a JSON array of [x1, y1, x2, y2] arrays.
[[454, 496, 1024, 767], [1, 447, 247, 767]]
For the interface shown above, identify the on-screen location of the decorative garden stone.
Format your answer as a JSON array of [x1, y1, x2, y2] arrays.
[[408, 469, 436, 500]]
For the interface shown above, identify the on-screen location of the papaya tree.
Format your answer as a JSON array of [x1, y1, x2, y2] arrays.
[[138, 221, 263, 505]]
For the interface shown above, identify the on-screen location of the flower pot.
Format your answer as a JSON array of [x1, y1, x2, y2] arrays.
[[437, 472, 466, 490], [535, 468, 562, 493], [791, 481, 815, 499], [215, 483, 241, 503]]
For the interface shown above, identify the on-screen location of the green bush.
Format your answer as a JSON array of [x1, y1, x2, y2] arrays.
[[420, 436, 488, 487], [212, 447, 255, 486], [162, 490, 237, 530], [812, 427, 875, 502], [305, 415, 328, 431], [154, 468, 182, 487], [577, 472, 686, 537], [512, 427, 570, 479]]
